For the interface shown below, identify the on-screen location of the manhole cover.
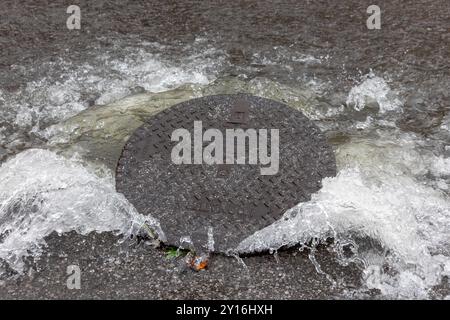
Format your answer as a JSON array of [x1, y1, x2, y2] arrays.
[[116, 94, 336, 252]]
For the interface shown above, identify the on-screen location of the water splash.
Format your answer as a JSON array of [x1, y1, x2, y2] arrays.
[[207, 227, 215, 252], [1, 36, 448, 299], [238, 132, 450, 298], [346, 73, 402, 113], [0, 149, 155, 273], [0, 43, 226, 152]]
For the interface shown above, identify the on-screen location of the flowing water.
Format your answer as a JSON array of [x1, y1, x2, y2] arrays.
[[0, 0, 449, 299]]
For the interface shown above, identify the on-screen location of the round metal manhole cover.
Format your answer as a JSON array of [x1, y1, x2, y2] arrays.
[[116, 94, 336, 252]]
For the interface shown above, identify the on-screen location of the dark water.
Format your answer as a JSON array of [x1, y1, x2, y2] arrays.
[[1, 0, 449, 157]]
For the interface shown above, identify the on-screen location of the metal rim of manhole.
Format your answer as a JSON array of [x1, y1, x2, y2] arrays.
[[116, 94, 336, 253]]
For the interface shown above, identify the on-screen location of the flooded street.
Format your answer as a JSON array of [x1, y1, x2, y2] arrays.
[[0, 0, 449, 299]]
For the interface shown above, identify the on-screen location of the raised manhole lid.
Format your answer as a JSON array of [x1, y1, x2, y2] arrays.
[[116, 94, 336, 252]]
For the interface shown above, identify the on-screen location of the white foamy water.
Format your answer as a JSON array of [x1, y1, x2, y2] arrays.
[[346, 73, 402, 113], [0, 42, 223, 274], [0, 43, 225, 147], [238, 132, 450, 298], [0, 43, 448, 299], [0, 149, 157, 273]]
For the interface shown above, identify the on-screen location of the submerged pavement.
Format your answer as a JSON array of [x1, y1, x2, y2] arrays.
[[0, 232, 363, 299]]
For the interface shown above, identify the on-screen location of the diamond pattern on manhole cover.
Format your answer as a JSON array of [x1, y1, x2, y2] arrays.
[[116, 94, 336, 252]]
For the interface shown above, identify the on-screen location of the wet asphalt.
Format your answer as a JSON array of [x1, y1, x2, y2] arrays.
[[0, 0, 449, 299], [0, 232, 364, 299]]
